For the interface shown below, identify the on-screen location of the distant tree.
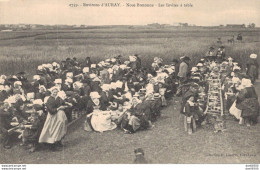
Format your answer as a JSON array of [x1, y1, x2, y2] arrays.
[[248, 23, 256, 28]]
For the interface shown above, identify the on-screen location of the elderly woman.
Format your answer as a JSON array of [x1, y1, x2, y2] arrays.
[[86, 92, 107, 114], [236, 78, 259, 126], [39, 87, 68, 151], [86, 92, 116, 132]]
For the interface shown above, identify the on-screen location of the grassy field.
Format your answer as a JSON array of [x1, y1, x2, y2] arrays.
[[0, 27, 260, 75], [0, 26, 260, 164]]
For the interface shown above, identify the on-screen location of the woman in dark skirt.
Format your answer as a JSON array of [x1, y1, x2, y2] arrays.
[[39, 87, 68, 151], [236, 78, 259, 126]]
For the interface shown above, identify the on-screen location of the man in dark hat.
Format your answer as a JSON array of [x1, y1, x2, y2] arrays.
[[134, 54, 142, 70], [115, 55, 122, 65], [135, 92, 154, 129], [216, 46, 226, 63], [82, 57, 92, 68], [65, 58, 73, 70], [72, 57, 79, 67], [60, 61, 67, 70], [205, 47, 216, 61], [16, 72, 26, 81], [17, 72, 32, 93]]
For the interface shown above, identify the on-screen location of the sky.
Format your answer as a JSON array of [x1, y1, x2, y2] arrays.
[[0, 0, 259, 26]]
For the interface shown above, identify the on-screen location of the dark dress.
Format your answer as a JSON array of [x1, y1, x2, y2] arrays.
[[61, 84, 73, 91], [0, 91, 8, 102], [247, 59, 259, 83], [39, 96, 67, 143], [23, 117, 42, 143], [236, 87, 259, 122], [35, 92, 46, 101], [100, 91, 110, 108], [0, 108, 12, 147], [129, 101, 151, 130]]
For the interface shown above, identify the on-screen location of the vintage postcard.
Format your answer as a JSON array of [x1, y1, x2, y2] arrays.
[[0, 0, 259, 169]]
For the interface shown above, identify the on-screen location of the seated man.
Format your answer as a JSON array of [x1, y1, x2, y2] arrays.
[[0, 102, 13, 149], [21, 104, 43, 152], [122, 93, 153, 134]]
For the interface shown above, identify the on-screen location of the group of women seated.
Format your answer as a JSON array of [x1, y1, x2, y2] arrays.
[[0, 50, 258, 152]]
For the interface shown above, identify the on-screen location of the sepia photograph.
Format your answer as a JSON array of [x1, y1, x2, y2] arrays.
[[0, 0, 259, 167]]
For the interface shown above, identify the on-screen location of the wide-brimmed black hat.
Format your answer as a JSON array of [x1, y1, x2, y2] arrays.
[[134, 148, 144, 155], [7, 77, 19, 82], [184, 56, 191, 61]]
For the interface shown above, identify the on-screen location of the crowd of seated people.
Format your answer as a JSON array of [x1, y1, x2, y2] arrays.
[[0, 47, 259, 152]]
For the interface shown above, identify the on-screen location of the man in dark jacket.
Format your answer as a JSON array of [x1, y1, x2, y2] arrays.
[[178, 56, 190, 84], [0, 103, 13, 149], [246, 54, 259, 84]]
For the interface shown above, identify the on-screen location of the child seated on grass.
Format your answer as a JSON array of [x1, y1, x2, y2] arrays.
[[20, 104, 43, 152]]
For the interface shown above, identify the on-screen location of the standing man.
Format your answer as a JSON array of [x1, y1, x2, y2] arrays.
[[178, 56, 190, 85], [246, 54, 259, 84]]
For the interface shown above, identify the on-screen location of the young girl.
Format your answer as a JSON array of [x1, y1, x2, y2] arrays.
[[182, 96, 197, 135]]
